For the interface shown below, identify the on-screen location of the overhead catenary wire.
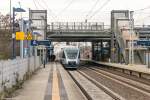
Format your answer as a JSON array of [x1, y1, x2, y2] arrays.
[[42, 0, 58, 21], [134, 5, 150, 12], [38, 0, 58, 21], [32, 0, 38, 10], [36, 0, 46, 10], [85, 0, 100, 18], [133, 6, 150, 18], [58, 0, 74, 15], [88, 0, 111, 20], [133, 5, 150, 23], [41, 0, 57, 17]]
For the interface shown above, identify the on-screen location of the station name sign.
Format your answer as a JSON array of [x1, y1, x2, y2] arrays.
[[31, 40, 51, 46], [137, 40, 150, 47]]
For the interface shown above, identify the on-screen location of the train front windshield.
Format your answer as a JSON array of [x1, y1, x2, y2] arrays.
[[65, 49, 78, 59]]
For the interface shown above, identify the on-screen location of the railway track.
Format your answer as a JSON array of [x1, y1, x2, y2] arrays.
[[60, 61, 150, 100], [92, 66, 150, 86], [68, 71, 93, 100], [78, 66, 150, 100], [67, 69, 125, 100], [88, 67, 150, 93]]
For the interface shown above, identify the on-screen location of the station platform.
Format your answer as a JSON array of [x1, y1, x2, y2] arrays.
[[6, 61, 150, 100], [10, 64, 51, 100], [10, 62, 87, 100], [84, 59, 150, 79], [94, 61, 150, 74], [9, 62, 117, 100]]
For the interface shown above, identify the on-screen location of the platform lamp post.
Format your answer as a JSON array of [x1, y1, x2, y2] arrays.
[[129, 11, 134, 65], [12, 7, 26, 59]]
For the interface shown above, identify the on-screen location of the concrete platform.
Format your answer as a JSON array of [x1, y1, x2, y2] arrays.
[[56, 63, 87, 100], [97, 62, 150, 74], [10, 61, 141, 100], [9, 62, 87, 100], [10, 64, 51, 100], [84, 59, 150, 80]]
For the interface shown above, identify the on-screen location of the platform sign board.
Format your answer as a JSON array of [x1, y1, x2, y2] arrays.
[[16, 32, 25, 40], [30, 40, 51, 47], [137, 40, 150, 47], [26, 32, 33, 40], [31, 40, 38, 46], [38, 40, 51, 46]]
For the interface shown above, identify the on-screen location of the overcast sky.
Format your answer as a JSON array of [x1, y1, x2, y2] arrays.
[[0, 0, 150, 25]]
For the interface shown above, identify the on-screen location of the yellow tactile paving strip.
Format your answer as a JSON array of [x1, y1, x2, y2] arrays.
[[52, 64, 60, 100]]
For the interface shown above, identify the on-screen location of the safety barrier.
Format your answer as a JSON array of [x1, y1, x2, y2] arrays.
[[0, 56, 42, 93], [48, 22, 105, 32]]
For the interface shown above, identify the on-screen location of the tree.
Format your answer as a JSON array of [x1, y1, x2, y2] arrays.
[[0, 13, 11, 30]]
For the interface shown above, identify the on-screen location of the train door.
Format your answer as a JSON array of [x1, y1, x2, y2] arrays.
[[62, 51, 66, 64]]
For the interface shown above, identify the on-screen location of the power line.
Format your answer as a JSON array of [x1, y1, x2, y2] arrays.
[[88, 0, 111, 20], [32, 0, 57, 21], [32, 0, 38, 9], [58, 0, 74, 15], [134, 5, 150, 12], [85, 0, 100, 18], [133, 6, 150, 23], [34, 0, 58, 21], [39, 0, 57, 20], [42, 0, 57, 17], [41, 0, 55, 14], [36, 0, 46, 10]]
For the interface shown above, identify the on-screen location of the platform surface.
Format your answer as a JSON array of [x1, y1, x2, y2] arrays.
[[10, 62, 87, 100], [94, 61, 150, 74], [10, 64, 51, 100]]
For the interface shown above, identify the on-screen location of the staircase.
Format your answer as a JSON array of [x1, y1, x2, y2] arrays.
[[115, 27, 144, 64], [114, 29, 127, 63]]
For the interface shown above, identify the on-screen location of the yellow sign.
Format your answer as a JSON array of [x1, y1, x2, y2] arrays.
[[16, 32, 25, 40], [26, 32, 33, 40]]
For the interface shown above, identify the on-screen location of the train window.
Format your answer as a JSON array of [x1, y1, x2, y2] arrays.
[[65, 49, 79, 59]]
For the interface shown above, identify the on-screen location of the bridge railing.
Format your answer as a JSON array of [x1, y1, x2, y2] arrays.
[[47, 22, 105, 32]]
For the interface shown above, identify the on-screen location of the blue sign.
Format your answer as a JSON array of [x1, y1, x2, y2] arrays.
[[30, 40, 52, 47], [137, 40, 150, 46], [31, 40, 38, 46], [38, 40, 51, 46]]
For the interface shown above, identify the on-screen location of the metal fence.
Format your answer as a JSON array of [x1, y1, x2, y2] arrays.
[[0, 56, 42, 92], [48, 22, 105, 32]]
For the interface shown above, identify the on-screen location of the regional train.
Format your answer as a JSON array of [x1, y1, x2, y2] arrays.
[[60, 47, 80, 69]]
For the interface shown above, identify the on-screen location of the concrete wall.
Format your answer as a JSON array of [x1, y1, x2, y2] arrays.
[[0, 56, 42, 92]]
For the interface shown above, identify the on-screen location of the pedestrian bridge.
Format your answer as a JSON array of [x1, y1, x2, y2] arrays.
[[46, 22, 150, 42], [47, 22, 111, 42]]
